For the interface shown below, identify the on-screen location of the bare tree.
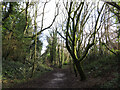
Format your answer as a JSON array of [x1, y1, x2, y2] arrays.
[[58, 0, 105, 81]]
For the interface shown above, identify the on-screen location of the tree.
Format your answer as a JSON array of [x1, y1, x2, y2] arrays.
[[2, 2, 32, 62], [59, 1, 105, 81], [27, 0, 59, 77], [25, 0, 59, 39], [102, 1, 120, 54], [31, 2, 38, 77], [47, 28, 58, 65], [60, 39, 64, 68]]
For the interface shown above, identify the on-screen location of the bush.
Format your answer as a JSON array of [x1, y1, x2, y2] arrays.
[[2, 59, 53, 80], [2, 60, 30, 79], [83, 54, 118, 78]]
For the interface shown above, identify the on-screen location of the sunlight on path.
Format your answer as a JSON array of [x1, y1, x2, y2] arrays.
[[41, 72, 66, 88], [53, 72, 64, 78]]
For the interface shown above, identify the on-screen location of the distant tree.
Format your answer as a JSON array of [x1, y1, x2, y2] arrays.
[[47, 28, 58, 65], [102, 2, 120, 54]]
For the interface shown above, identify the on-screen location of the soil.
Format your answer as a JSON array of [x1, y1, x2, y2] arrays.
[[11, 66, 106, 88]]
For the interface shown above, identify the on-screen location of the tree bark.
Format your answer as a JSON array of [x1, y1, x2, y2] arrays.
[[73, 63, 78, 77], [74, 60, 86, 81]]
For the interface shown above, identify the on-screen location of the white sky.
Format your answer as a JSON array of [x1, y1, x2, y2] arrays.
[[37, 0, 57, 54]]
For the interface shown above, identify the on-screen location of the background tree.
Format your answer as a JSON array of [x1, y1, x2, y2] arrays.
[[102, 2, 120, 54], [46, 28, 58, 65]]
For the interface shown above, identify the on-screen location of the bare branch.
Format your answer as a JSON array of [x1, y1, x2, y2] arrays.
[[57, 31, 66, 40], [102, 42, 117, 55], [105, 2, 120, 11], [31, 1, 59, 38]]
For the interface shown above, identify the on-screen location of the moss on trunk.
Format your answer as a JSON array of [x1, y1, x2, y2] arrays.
[[75, 60, 86, 81]]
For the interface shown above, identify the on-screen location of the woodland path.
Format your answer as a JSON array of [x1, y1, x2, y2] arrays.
[[13, 67, 104, 88]]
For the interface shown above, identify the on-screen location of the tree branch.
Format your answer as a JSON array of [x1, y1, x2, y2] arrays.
[[24, 2, 29, 34], [79, 42, 94, 62], [57, 31, 66, 40], [32, 5, 59, 38], [102, 42, 117, 55], [106, 2, 120, 11]]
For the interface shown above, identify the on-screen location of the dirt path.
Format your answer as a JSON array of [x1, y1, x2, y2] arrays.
[[41, 69, 68, 88], [14, 68, 72, 88], [13, 67, 104, 88]]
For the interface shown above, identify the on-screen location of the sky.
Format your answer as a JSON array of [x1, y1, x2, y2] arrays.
[[37, 0, 57, 54]]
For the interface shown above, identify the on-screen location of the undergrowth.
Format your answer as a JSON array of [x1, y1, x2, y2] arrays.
[[83, 53, 119, 88], [2, 59, 53, 88]]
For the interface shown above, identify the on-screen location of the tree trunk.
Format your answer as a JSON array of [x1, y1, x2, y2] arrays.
[[73, 63, 77, 77], [31, 59, 35, 78], [75, 61, 86, 81]]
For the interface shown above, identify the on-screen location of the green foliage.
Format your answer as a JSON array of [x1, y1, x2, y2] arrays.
[[84, 54, 117, 72], [2, 59, 53, 79], [2, 59, 53, 88], [36, 63, 53, 72], [2, 60, 30, 79], [2, 2, 32, 62], [2, 2, 45, 83], [83, 53, 118, 88]]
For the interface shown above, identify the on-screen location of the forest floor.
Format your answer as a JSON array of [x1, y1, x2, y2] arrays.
[[9, 65, 111, 88], [2, 55, 119, 88]]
